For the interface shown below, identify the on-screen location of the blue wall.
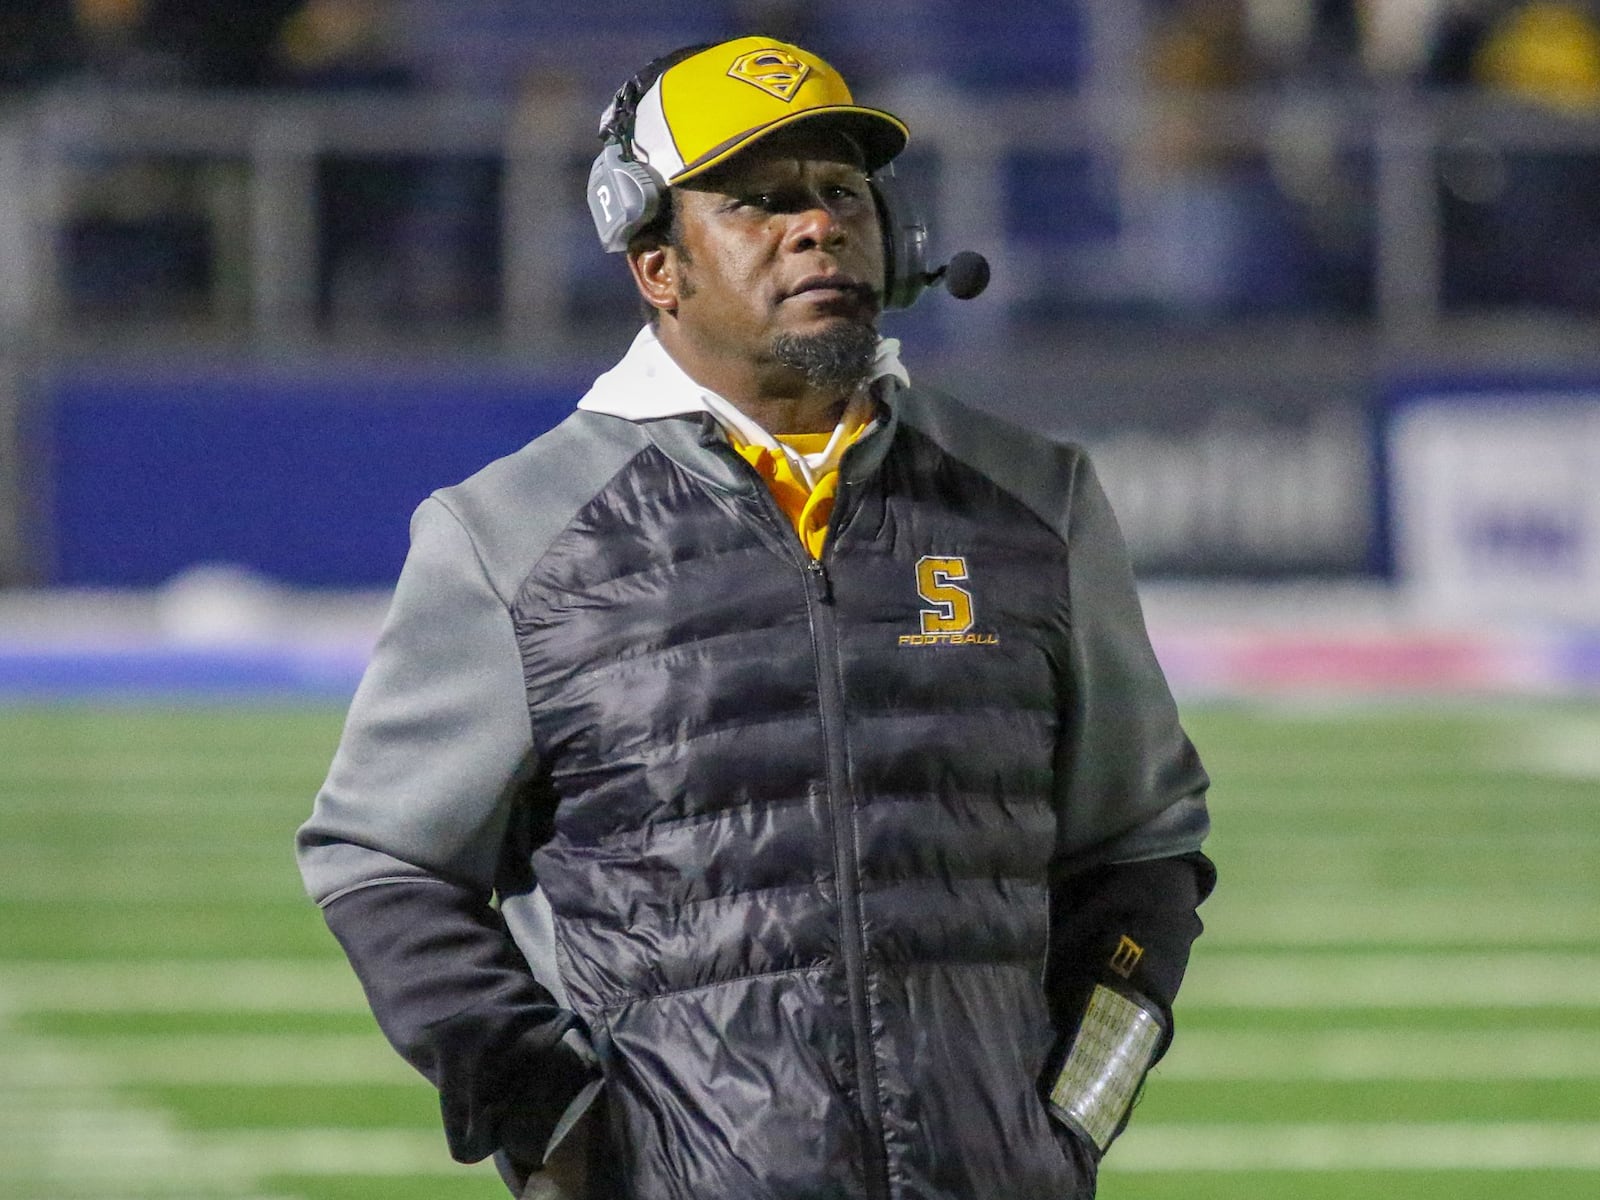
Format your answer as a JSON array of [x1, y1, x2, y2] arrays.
[[35, 352, 1458, 589], [40, 361, 589, 587]]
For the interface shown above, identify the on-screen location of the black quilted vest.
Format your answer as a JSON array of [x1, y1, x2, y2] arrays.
[[518, 412, 1080, 1200]]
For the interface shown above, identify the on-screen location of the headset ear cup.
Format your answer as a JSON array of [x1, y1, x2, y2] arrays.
[[872, 169, 930, 311], [588, 144, 665, 253]]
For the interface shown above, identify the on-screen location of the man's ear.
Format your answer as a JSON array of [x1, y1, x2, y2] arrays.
[[628, 244, 680, 316]]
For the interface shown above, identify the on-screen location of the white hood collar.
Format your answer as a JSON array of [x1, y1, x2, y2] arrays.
[[576, 325, 911, 424]]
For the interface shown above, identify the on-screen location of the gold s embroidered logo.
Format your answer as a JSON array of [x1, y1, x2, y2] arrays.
[[917, 556, 974, 633], [900, 556, 999, 647], [727, 49, 811, 102]]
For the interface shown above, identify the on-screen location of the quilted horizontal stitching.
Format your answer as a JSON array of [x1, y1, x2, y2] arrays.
[[523, 536, 773, 609], [598, 964, 827, 1014]]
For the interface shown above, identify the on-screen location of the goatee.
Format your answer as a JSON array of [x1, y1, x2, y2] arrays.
[[771, 323, 879, 393]]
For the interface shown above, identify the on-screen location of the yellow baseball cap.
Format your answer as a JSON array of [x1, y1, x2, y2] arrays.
[[621, 37, 909, 183]]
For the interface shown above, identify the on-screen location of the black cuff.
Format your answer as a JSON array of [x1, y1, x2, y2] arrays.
[[491, 1037, 602, 1167], [1045, 850, 1213, 1050]]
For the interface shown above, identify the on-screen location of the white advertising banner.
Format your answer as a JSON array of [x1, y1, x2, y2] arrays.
[[1389, 394, 1600, 623]]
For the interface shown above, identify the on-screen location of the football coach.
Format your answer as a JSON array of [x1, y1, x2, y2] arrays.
[[297, 34, 1215, 1200]]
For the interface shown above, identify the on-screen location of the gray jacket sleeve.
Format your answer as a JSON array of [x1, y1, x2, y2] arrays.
[[295, 497, 598, 1167], [1044, 453, 1214, 1076], [299, 497, 532, 896], [1051, 453, 1210, 871]]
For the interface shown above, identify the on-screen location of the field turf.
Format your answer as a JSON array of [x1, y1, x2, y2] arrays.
[[1, 701, 1596, 1198]]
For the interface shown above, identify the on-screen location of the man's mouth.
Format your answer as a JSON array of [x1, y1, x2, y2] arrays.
[[786, 274, 878, 307]]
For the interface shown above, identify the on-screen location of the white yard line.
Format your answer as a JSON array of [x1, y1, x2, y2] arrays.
[[6, 1035, 411, 1087], [1181, 951, 1600, 1008], [1163, 1029, 1600, 1080], [0, 984, 297, 1199], [1509, 715, 1600, 780], [0, 858, 297, 902], [0, 756, 326, 784], [0, 962, 369, 1014], [154, 1131, 495, 1177], [0, 793, 308, 815], [1111, 1122, 1600, 1171], [0, 981, 490, 1197], [1214, 831, 1597, 851], [1198, 895, 1600, 946], [0, 1121, 492, 1182]]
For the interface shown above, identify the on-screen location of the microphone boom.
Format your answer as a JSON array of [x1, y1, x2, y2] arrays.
[[943, 251, 991, 300]]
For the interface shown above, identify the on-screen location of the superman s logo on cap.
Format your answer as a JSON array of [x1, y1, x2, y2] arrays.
[[727, 48, 812, 102]]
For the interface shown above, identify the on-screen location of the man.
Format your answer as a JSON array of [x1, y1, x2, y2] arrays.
[[296, 35, 1214, 1200]]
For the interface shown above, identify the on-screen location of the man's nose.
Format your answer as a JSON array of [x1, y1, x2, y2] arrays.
[[784, 195, 848, 252]]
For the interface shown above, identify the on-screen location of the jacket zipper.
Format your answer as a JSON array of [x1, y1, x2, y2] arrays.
[[724, 448, 892, 1198], [804, 553, 891, 1200], [806, 467, 894, 1200]]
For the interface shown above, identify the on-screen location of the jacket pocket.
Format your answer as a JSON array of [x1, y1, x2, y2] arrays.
[[1047, 1112, 1100, 1199], [603, 968, 867, 1200]]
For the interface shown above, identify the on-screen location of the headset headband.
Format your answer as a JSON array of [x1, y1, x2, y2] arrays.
[[599, 43, 716, 162]]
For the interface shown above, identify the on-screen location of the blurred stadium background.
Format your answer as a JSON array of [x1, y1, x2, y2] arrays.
[[1, 1, 1598, 1197]]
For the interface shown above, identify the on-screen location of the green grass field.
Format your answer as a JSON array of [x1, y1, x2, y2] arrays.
[[2, 700, 1597, 1199]]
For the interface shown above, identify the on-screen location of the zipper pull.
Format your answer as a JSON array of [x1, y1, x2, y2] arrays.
[[806, 557, 834, 604]]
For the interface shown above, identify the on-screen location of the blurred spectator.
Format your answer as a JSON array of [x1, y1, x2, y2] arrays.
[[52, 0, 258, 318], [278, 0, 413, 90], [1235, 1, 1462, 88], [0, 1, 81, 91], [1302, 0, 1368, 80], [1, 0, 301, 92], [142, 0, 304, 87], [24, 0, 305, 88], [1474, 0, 1600, 106], [1131, 0, 1326, 313], [1433, 0, 1600, 310], [66, 0, 174, 86], [1147, 0, 1264, 92], [1427, 0, 1600, 95], [1427, 0, 1499, 83], [1350, 0, 1455, 80], [289, 0, 513, 330], [55, 0, 420, 325]]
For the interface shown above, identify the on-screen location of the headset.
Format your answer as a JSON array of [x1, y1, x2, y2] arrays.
[[586, 51, 983, 310], [586, 51, 684, 257]]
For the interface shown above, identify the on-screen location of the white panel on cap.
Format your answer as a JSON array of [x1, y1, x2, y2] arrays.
[[631, 81, 685, 180]]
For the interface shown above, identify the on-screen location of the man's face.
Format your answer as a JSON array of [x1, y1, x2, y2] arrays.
[[642, 126, 886, 379]]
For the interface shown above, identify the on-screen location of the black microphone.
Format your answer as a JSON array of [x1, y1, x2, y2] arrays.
[[928, 251, 991, 300]]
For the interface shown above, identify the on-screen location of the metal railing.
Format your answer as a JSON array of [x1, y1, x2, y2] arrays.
[[2, 82, 1599, 354]]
